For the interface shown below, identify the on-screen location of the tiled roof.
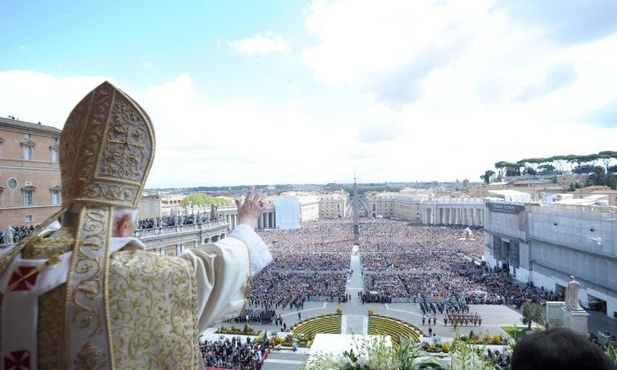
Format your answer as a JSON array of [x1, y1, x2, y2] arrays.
[[0, 116, 61, 134]]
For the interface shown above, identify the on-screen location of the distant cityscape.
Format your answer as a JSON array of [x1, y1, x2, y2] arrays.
[[145, 180, 472, 196]]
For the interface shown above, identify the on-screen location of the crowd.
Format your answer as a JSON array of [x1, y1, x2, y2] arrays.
[[355, 221, 561, 307], [246, 219, 560, 313], [487, 348, 511, 369], [1, 217, 563, 313], [0, 224, 37, 245], [0, 213, 214, 246], [199, 336, 268, 370], [264, 252, 350, 271], [4, 214, 601, 368], [248, 271, 349, 311], [137, 213, 216, 229], [243, 219, 355, 312], [231, 307, 276, 325]]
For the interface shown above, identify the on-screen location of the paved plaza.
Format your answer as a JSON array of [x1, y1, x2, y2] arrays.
[[254, 302, 527, 369], [213, 252, 617, 369], [252, 253, 526, 369]]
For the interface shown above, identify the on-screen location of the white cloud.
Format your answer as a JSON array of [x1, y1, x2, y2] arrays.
[[2, 1, 617, 188], [0, 71, 110, 127], [355, 105, 407, 143], [300, 0, 541, 105], [295, 0, 617, 181], [136, 75, 350, 187], [229, 31, 290, 56]]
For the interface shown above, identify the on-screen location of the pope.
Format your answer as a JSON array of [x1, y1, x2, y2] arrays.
[[0, 81, 272, 369]]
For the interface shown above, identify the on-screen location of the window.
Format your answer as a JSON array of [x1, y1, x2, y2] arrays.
[[144, 204, 150, 213], [50, 147, 59, 162], [7, 178, 17, 190], [21, 138, 36, 160], [22, 145, 33, 160], [25, 215, 32, 223], [51, 188, 60, 205], [23, 190, 34, 205]]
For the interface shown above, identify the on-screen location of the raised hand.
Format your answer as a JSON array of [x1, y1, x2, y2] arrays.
[[235, 187, 267, 229]]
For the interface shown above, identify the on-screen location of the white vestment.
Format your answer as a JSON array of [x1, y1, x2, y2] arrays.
[[0, 224, 271, 369]]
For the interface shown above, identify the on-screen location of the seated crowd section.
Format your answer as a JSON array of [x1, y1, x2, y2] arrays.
[[242, 218, 560, 324], [199, 335, 268, 370]]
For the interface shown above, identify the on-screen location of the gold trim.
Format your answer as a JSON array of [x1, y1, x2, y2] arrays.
[[102, 207, 115, 369], [0, 208, 66, 272], [60, 81, 155, 209], [65, 206, 113, 368], [74, 341, 106, 370]]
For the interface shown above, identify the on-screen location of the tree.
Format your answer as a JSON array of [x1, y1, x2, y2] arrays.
[[599, 151, 617, 174], [480, 170, 495, 184], [586, 166, 608, 186], [505, 164, 521, 177], [494, 161, 521, 177], [537, 164, 556, 175], [607, 174, 617, 189], [523, 166, 537, 175], [573, 164, 597, 175], [521, 301, 544, 331], [517, 158, 543, 175], [180, 193, 233, 210], [494, 161, 509, 178], [551, 155, 570, 174]]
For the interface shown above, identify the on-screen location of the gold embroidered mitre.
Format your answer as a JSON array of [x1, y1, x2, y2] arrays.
[[60, 82, 155, 369], [0, 82, 203, 370], [60, 81, 155, 208]]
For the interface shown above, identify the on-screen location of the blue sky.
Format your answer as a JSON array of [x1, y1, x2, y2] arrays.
[[1, 0, 617, 188]]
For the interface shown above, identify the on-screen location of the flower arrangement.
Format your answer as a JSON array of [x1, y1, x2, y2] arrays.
[[491, 334, 502, 345], [216, 323, 256, 335], [301, 330, 511, 369]]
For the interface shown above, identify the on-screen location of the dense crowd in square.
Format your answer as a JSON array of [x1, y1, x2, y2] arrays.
[[2, 217, 563, 314], [238, 218, 562, 330]]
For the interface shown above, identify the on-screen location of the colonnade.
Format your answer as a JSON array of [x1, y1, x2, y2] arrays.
[[140, 221, 229, 256], [223, 208, 276, 229], [423, 204, 484, 226]]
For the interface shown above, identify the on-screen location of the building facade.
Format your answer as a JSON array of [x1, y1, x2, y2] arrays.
[[365, 191, 485, 226], [138, 194, 163, 219], [0, 117, 61, 228], [365, 192, 396, 218], [483, 200, 617, 318], [318, 192, 348, 219], [160, 194, 185, 216]]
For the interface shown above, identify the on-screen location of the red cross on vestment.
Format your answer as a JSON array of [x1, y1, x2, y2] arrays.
[[4, 350, 31, 370], [7, 266, 38, 292]]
